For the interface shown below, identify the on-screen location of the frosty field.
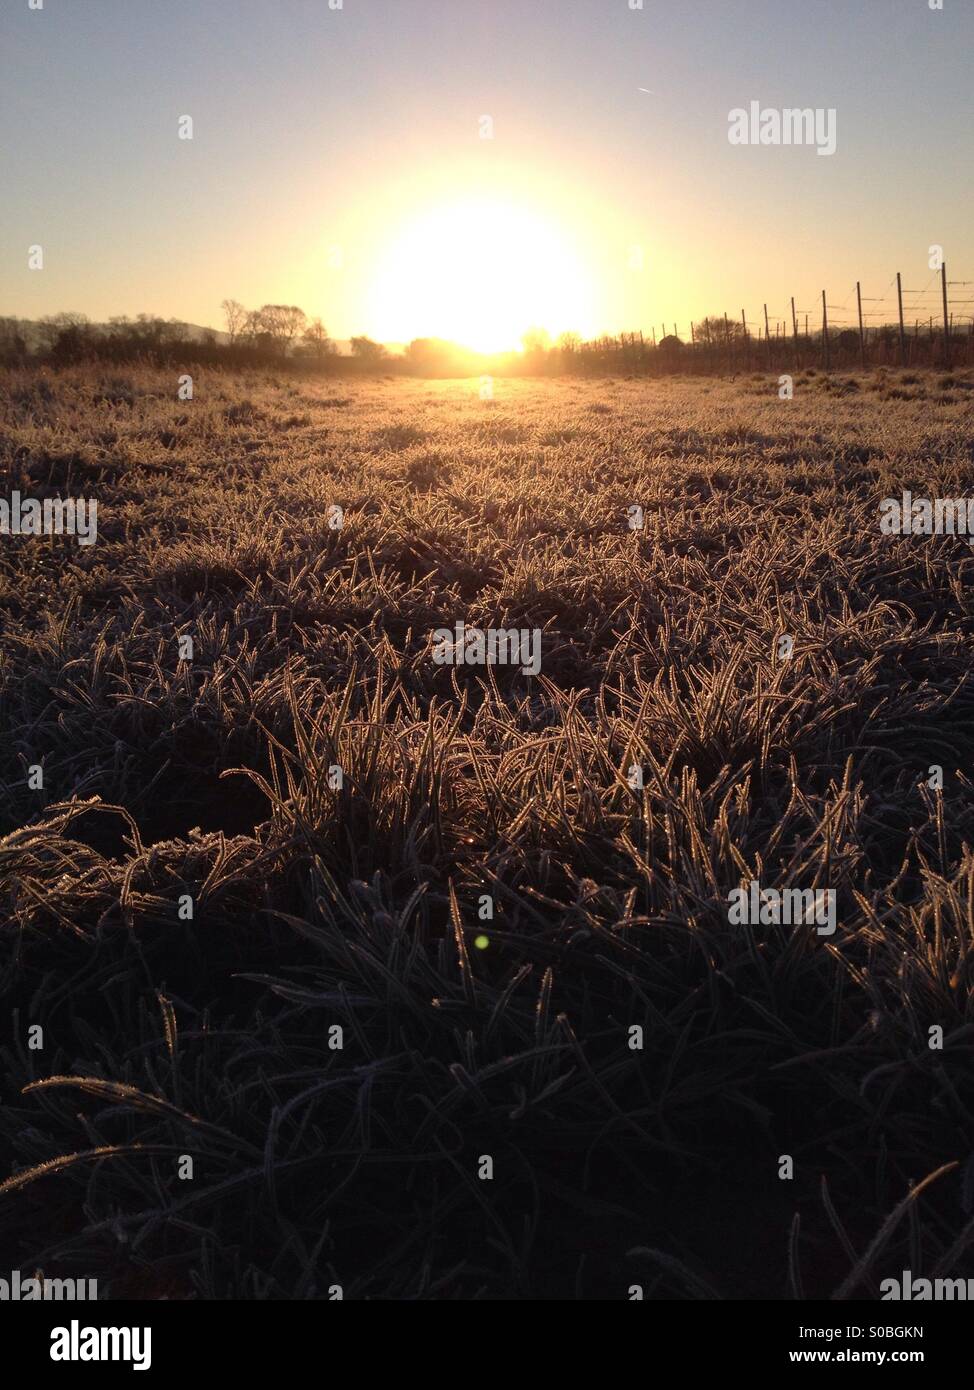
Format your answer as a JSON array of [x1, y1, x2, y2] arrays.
[[2, 364, 974, 1299]]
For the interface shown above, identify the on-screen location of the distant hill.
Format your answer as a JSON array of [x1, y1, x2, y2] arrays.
[[4, 318, 229, 351], [4, 319, 398, 357], [1, 315, 422, 358]]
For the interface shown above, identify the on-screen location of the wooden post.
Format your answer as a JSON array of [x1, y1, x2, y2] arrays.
[[791, 295, 798, 366], [896, 272, 906, 366], [822, 289, 830, 370], [856, 281, 866, 369], [741, 308, 748, 369], [941, 262, 950, 368], [763, 302, 771, 368]]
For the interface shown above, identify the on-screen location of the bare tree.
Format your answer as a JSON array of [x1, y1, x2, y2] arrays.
[[695, 316, 743, 347], [37, 312, 94, 361], [255, 304, 307, 354], [303, 317, 334, 362], [221, 298, 248, 345], [244, 308, 265, 346], [38, 312, 91, 352], [350, 335, 387, 365], [278, 305, 307, 349]]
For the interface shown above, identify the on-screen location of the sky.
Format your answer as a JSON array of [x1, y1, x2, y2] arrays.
[[1, 0, 972, 350]]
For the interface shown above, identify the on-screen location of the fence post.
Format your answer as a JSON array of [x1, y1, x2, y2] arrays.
[[856, 281, 866, 369], [822, 290, 830, 370], [791, 296, 798, 367], [897, 272, 906, 366], [941, 262, 951, 369], [763, 303, 771, 369]]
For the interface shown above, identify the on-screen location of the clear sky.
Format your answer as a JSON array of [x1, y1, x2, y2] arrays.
[[1, 0, 972, 349]]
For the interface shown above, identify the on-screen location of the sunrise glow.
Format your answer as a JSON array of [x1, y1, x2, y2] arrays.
[[366, 198, 599, 353]]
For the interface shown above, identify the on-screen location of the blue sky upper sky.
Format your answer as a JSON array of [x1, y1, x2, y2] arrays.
[[1, 0, 971, 348]]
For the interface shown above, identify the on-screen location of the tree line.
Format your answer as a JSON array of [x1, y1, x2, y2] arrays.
[[0, 302, 389, 370], [1, 301, 968, 375]]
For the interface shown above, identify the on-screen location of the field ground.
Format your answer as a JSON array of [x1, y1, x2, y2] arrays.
[[2, 364, 974, 1298]]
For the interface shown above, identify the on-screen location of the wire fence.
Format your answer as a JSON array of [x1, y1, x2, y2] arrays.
[[567, 264, 973, 376]]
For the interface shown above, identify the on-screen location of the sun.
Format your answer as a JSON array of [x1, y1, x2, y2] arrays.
[[367, 198, 596, 354]]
